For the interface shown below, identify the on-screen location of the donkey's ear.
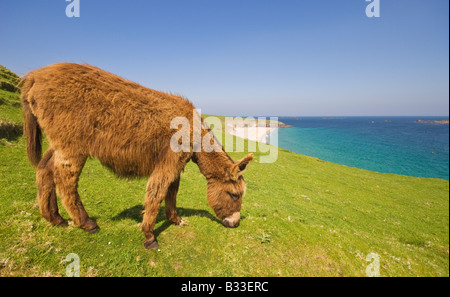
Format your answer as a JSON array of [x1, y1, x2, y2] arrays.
[[230, 153, 254, 181]]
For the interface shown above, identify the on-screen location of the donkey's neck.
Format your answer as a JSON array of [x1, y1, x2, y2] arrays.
[[193, 149, 235, 181], [190, 111, 235, 180]]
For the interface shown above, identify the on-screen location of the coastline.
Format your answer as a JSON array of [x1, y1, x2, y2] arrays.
[[226, 120, 289, 143], [228, 126, 277, 143]]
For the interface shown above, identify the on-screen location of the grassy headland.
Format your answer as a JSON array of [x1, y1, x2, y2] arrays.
[[0, 65, 448, 276]]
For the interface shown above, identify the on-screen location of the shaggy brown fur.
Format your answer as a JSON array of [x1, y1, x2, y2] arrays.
[[21, 63, 253, 250]]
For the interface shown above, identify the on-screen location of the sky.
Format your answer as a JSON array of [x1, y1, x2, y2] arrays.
[[0, 0, 448, 116]]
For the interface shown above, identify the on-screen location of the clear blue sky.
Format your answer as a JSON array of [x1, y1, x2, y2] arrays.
[[1, 0, 448, 116]]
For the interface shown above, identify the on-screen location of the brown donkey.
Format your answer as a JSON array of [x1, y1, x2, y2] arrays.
[[21, 63, 253, 250]]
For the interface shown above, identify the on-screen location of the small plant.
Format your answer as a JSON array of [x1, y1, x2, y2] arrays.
[[257, 231, 271, 244]]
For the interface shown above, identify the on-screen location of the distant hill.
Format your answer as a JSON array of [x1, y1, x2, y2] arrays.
[[416, 120, 449, 125]]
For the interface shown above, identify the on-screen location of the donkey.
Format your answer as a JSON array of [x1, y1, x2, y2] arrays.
[[20, 63, 253, 250]]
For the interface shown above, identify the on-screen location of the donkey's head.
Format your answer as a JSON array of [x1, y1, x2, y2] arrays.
[[206, 153, 254, 228]]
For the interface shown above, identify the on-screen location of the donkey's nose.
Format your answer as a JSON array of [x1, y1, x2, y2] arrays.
[[222, 212, 240, 228]]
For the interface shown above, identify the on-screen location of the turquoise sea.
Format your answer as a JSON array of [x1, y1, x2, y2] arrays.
[[275, 116, 449, 180]]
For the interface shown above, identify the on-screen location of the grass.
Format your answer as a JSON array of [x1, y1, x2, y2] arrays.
[[0, 66, 448, 277], [0, 65, 20, 93]]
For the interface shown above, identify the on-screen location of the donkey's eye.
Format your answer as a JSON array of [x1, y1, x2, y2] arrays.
[[229, 192, 240, 199]]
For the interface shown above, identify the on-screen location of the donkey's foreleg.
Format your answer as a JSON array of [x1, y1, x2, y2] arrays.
[[141, 152, 191, 250], [142, 170, 185, 249], [36, 149, 67, 227], [164, 176, 182, 225], [53, 152, 99, 233], [141, 177, 171, 250]]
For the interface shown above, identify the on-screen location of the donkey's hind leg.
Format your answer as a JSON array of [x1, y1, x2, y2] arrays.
[[36, 149, 67, 227], [53, 151, 99, 233], [164, 176, 182, 225]]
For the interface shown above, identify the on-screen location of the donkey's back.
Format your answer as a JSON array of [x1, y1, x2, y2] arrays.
[[21, 63, 195, 177]]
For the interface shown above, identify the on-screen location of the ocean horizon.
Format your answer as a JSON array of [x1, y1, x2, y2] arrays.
[[272, 116, 449, 181]]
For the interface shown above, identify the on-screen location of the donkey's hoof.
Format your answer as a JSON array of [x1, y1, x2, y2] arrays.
[[178, 217, 189, 226], [173, 216, 183, 225], [144, 239, 159, 250], [55, 220, 69, 227], [85, 225, 100, 234]]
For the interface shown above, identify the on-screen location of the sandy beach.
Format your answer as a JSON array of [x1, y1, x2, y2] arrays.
[[227, 125, 277, 143]]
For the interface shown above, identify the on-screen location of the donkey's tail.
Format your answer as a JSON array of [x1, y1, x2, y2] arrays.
[[20, 76, 42, 167]]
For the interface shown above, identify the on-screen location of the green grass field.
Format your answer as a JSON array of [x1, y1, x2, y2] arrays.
[[0, 65, 448, 276]]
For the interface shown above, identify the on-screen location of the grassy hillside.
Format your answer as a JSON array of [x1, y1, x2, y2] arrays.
[[0, 65, 22, 141], [0, 65, 448, 276]]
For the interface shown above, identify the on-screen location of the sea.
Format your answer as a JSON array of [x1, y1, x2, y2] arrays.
[[273, 116, 449, 181]]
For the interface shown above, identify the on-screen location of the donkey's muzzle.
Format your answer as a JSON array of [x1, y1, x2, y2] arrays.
[[222, 212, 241, 228]]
